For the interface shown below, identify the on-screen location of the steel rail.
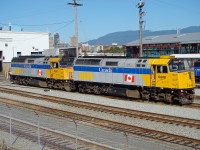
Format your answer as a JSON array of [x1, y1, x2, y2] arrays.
[[0, 87, 199, 129], [0, 97, 199, 149], [0, 113, 115, 150]]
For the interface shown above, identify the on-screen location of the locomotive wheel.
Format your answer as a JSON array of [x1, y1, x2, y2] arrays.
[[179, 96, 190, 105], [165, 93, 173, 104], [23, 79, 29, 86], [47, 81, 54, 89], [57, 83, 63, 90], [64, 82, 71, 92], [53, 83, 59, 89], [141, 93, 150, 100], [141, 90, 150, 100], [93, 86, 101, 95], [78, 85, 85, 93]]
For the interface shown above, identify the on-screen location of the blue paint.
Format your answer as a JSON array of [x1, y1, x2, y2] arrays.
[[74, 66, 151, 74], [11, 63, 52, 69], [194, 67, 200, 77]]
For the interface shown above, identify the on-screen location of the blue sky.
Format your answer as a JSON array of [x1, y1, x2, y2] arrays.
[[0, 0, 200, 43]]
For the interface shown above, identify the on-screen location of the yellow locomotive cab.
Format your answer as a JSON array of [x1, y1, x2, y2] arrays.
[[148, 56, 195, 104], [48, 57, 74, 80]]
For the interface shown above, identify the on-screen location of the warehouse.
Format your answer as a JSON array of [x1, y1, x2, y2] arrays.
[[126, 32, 200, 58], [0, 30, 49, 72]]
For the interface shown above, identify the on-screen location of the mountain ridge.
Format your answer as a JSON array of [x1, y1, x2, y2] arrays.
[[86, 26, 200, 45]]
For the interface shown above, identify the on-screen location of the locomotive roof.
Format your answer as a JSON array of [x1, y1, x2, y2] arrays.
[[170, 54, 200, 59], [11, 55, 45, 63], [18, 55, 45, 58], [79, 56, 161, 59]]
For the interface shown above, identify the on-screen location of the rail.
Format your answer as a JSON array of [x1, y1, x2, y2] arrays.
[[0, 98, 199, 149]]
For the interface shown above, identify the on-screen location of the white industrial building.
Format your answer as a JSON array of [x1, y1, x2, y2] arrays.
[[0, 30, 49, 72]]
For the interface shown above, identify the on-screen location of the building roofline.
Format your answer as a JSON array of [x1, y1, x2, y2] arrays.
[[0, 30, 49, 35], [126, 32, 200, 46]]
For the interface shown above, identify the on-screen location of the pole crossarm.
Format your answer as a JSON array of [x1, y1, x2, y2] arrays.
[[68, 2, 83, 6]]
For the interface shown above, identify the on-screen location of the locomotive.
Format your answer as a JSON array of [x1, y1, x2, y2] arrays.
[[194, 60, 200, 82], [170, 54, 200, 82], [10, 54, 195, 105]]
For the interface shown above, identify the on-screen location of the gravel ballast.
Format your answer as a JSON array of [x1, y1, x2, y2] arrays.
[[0, 86, 199, 141]]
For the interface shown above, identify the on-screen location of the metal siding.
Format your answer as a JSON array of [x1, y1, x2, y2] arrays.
[[127, 32, 200, 46], [73, 58, 151, 86], [195, 67, 200, 77], [74, 66, 151, 74], [74, 68, 147, 86], [11, 63, 50, 78]]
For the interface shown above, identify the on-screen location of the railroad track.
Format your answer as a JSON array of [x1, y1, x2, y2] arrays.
[[0, 115, 112, 150], [196, 83, 200, 88], [0, 87, 199, 129], [0, 97, 199, 149], [185, 102, 200, 109], [195, 95, 200, 100], [1, 80, 200, 103]]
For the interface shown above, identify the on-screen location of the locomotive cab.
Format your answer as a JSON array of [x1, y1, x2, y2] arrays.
[[194, 61, 200, 82], [49, 57, 74, 80], [168, 58, 195, 89], [150, 56, 195, 104], [168, 58, 195, 104]]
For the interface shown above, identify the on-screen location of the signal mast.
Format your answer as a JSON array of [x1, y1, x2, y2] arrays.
[[68, 0, 83, 58], [137, 0, 145, 57]]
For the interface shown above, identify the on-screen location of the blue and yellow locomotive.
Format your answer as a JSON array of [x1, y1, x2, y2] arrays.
[[10, 54, 195, 105], [11, 55, 75, 91], [194, 60, 200, 82]]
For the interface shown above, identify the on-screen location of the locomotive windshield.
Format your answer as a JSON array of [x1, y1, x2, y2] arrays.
[[168, 58, 192, 72]]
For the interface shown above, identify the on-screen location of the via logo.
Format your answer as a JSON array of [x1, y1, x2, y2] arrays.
[[99, 67, 112, 73]]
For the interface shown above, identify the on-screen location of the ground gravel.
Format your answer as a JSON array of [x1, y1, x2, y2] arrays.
[[0, 83, 199, 120], [0, 85, 199, 141], [195, 89, 200, 96]]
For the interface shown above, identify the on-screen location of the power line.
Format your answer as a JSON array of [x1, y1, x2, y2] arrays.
[[12, 22, 74, 42], [0, 21, 74, 27]]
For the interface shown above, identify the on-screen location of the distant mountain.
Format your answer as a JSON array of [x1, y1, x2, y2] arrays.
[[87, 26, 200, 45]]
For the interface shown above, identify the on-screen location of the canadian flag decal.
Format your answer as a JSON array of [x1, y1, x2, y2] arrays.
[[38, 69, 42, 76], [124, 74, 134, 83]]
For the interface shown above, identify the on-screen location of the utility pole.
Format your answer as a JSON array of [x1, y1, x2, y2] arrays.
[[137, 0, 145, 57], [68, 0, 83, 58]]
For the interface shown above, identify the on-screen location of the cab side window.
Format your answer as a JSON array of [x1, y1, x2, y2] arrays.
[[163, 66, 168, 73], [157, 66, 162, 73], [52, 62, 58, 68], [157, 66, 168, 73]]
